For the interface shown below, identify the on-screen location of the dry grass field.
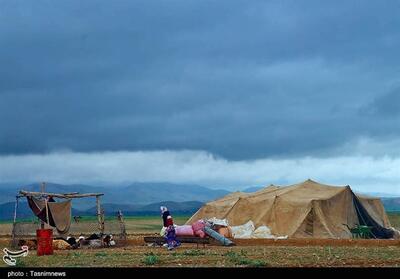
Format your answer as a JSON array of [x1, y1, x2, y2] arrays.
[[1, 244, 400, 268]]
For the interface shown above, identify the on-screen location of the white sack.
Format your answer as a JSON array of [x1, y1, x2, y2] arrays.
[[230, 220, 255, 238]]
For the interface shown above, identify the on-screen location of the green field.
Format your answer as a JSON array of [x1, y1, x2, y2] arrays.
[[387, 212, 400, 229], [122, 215, 190, 233]]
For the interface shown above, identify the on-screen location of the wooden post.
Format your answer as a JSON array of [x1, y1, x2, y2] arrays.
[[45, 197, 50, 229], [117, 210, 127, 240], [96, 196, 104, 234], [19, 190, 104, 199], [11, 196, 19, 247], [41, 182, 46, 229], [43, 182, 50, 229]]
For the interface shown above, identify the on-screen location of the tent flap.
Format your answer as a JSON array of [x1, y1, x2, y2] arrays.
[[352, 193, 394, 239]]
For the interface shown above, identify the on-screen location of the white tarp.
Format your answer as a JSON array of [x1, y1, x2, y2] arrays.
[[230, 220, 255, 238], [207, 217, 229, 227], [251, 226, 288, 239], [251, 226, 274, 239], [230, 221, 288, 239], [391, 227, 400, 239]]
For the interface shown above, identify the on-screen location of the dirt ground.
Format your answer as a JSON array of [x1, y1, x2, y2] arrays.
[[1, 235, 400, 268], [1, 242, 399, 268]]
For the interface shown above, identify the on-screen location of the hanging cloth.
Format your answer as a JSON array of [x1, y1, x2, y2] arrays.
[[26, 196, 72, 235]]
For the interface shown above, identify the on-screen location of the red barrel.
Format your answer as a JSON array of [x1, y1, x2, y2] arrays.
[[36, 229, 53, 256]]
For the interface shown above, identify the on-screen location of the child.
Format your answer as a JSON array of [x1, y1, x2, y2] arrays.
[[160, 206, 181, 250]]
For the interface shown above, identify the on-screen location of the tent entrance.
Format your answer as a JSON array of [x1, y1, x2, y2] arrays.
[[304, 208, 314, 236], [351, 193, 393, 239]]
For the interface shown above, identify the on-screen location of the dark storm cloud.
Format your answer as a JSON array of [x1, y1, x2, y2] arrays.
[[1, 0, 400, 159], [364, 87, 400, 118]]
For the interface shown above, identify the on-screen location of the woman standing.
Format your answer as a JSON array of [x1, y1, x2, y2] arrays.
[[160, 206, 181, 250]]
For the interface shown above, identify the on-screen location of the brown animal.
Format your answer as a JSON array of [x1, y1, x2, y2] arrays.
[[53, 239, 71, 250], [102, 234, 111, 247], [18, 239, 37, 250]]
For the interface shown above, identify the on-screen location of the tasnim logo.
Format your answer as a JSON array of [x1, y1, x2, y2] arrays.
[[3, 246, 29, 266]]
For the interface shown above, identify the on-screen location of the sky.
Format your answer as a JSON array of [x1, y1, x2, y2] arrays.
[[1, 1, 400, 193]]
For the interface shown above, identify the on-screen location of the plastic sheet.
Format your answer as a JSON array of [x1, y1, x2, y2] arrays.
[[192, 220, 206, 232], [230, 220, 255, 239], [207, 217, 229, 227], [175, 225, 194, 236]]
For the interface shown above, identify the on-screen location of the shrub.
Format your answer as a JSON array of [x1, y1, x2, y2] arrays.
[[142, 252, 160, 266], [182, 249, 206, 256], [224, 250, 268, 267]]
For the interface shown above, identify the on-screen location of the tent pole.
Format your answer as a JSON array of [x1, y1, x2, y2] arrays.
[[96, 196, 104, 234], [11, 196, 19, 247], [40, 182, 46, 229], [13, 196, 18, 225], [45, 197, 50, 229], [118, 210, 127, 240]]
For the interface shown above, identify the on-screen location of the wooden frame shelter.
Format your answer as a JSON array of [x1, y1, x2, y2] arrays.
[[12, 189, 104, 243]]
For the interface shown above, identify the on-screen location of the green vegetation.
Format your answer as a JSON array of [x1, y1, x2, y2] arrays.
[[142, 252, 160, 266], [0, 218, 38, 224], [1, 246, 400, 268], [182, 249, 206, 256], [387, 212, 400, 229], [224, 250, 268, 267], [72, 252, 82, 258], [14, 260, 26, 267]]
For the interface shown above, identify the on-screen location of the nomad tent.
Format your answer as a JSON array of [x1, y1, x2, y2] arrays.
[[186, 179, 394, 239]]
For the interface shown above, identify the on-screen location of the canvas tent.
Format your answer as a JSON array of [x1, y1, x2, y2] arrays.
[[186, 179, 394, 239]]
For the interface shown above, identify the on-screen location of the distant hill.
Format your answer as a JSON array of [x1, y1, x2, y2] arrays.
[[0, 182, 229, 210], [242, 186, 263, 193], [381, 198, 400, 212], [359, 192, 400, 198], [0, 202, 87, 221], [85, 201, 203, 216], [0, 183, 25, 204], [0, 202, 34, 220], [116, 182, 228, 206]]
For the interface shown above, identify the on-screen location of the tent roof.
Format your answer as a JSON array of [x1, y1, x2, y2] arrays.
[[205, 179, 352, 207]]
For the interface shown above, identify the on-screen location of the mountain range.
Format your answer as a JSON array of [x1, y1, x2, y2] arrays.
[[0, 182, 229, 210]]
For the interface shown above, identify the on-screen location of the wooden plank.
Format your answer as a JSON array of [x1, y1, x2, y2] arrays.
[[19, 190, 104, 199], [144, 236, 210, 244]]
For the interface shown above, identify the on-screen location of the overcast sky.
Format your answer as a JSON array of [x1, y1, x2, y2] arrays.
[[1, 1, 400, 193]]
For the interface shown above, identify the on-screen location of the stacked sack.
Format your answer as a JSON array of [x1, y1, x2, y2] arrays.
[[175, 225, 194, 236], [191, 220, 206, 238], [172, 220, 207, 238]]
